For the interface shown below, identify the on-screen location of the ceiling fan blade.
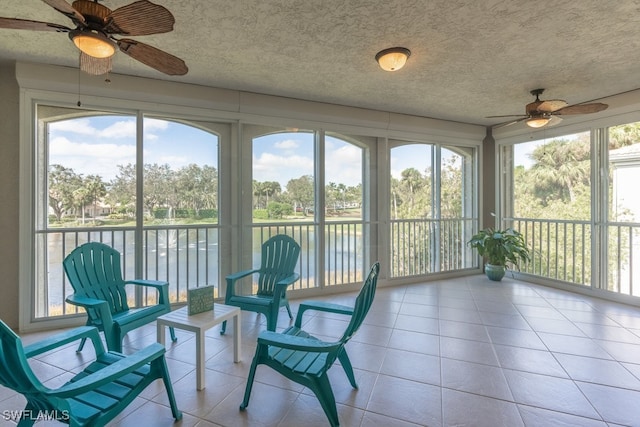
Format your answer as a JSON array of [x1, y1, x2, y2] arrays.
[[546, 116, 563, 127], [107, 0, 175, 36], [536, 99, 568, 113], [0, 17, 70, 32], [117, 38, 188, 75], [485, 114, 527, 118], [492, 117, 528, 129], [41, 0, 86, 26], [553, 103, 609, 115]]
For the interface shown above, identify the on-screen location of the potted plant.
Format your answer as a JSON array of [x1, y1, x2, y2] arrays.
[[468, 227, 530, 281]]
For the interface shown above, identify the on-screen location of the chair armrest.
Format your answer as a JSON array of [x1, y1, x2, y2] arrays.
[[23, 326, 105, 358], [124, 279, 172, 307], [65, 294, 110, 309], [257, 330, 340, 353], [225, 269, 259, 300], [65, 294, 115, 337], [276, 273, 300, 287], [226, 269, 258, 282], [294, 300, 353, 328], [125, 279, 169, 289], [273, 273, 300, 299], [48, 344, 166, 398]]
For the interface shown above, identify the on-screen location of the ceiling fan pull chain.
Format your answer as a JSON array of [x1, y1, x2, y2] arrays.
[[77, 58, 82, 107]]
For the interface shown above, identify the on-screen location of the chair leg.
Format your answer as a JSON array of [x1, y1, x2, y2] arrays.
[[169, 326, 177, 342], [220, 320, 227, 335], [312, 374, 340, 427], [285, 302, 293, 319], [239, 347, 261, 410], [76, 320, 93, 352], [266, 313, 277, 332], [337, 348, 358, 389], [156, 356, 183, 421]]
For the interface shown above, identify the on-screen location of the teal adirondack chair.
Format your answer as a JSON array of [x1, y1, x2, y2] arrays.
[[0, 320, 182, 427], [63, 242, 176, 353], [240, 262, 380, 427], [221, 234, 301, 334]]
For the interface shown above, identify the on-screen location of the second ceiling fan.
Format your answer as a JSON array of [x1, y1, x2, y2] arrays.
[[487, 88, 608, 129]]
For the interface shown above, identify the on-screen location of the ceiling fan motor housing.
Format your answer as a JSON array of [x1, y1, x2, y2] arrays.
[[526, 100, 544, 115]]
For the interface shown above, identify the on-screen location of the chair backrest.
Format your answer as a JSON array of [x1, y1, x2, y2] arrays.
[[256, 235, 301, 297], [0, 320, 45, 396], [63, 242, 130, 314], [339, 262, 380, 343]]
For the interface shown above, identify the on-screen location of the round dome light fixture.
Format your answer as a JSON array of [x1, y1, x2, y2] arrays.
[[70, 29, 116, 59], [375, 47, 411, 72]]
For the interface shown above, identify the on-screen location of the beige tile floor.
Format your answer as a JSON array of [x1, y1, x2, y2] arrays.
[[3, 275, 640, 426]]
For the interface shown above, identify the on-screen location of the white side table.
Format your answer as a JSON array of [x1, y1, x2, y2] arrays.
[[157, 304, 241, 390]]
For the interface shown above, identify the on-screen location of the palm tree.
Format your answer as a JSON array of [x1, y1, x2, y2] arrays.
[[529, 138, 590, 203], [401, 167, 425, 214]]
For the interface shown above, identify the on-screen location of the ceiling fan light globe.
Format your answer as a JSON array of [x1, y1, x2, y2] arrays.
[[376, 47, 411, 72], [70, 30, 116, 59], [526, 116, 551, 128]]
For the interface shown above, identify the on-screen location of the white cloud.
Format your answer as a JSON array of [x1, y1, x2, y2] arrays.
[[144, 118, 170, 131], [50, 136, 136, 180], [274, 139, 299, 150], [325, 144, 361, 186], [100, 120, 136, 138], [50, 117, 169, 141], [49, 119, 97, 135], [253, 152, 313, 185]]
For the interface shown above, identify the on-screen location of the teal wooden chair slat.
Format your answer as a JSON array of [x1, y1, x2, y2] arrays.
[[221, 234, 301, 334], [240, 262, 380, 427], [64, 242, 176, 353], [0, 320, 182, 427]]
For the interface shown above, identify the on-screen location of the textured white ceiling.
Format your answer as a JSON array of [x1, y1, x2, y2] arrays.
[[1, 0, 640, 127]]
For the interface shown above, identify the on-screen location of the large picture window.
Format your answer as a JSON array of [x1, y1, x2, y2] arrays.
[[509, 131, 592, 285], [390, 142, 476, 277], [504, 121, 640, 297], [34, 105, 223, 320]]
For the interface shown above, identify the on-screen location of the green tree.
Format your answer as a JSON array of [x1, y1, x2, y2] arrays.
[[390, 176, 402, 219], [174, 164, 218, 216], [253, 180, 264, 209], [528, 137, 590, 206], [325, 182, 340, 211], [609, 122, 640, 149], [48, 164, 82, 221], [267, 201, 293, 219], [107, 163, 136, 216], [441, 157, 462, 218], [144, 163, 174, 218], [83, 174, 107, 222], [287, 175, 314, 215], [262, 181, 281, 208], [393, 167, 431, 219]]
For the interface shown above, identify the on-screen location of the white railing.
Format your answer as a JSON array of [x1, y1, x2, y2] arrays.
[[510, 217, 640, 297], [36, 220, 367, 319], [45, 215, 640, 320], [390, 217, 477, 277]]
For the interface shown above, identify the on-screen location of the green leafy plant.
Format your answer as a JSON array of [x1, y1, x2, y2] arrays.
[[468, 227, 530, 268]]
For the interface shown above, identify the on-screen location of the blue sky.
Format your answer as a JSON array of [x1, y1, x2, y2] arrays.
[[49, 116, 217, 181], [49, 115, 435, 187]]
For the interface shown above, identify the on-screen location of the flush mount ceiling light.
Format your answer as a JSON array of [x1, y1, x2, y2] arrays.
[[69, 29, 116, 59], [526, 116, 551, 128], [375, 47, 411, 71]]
